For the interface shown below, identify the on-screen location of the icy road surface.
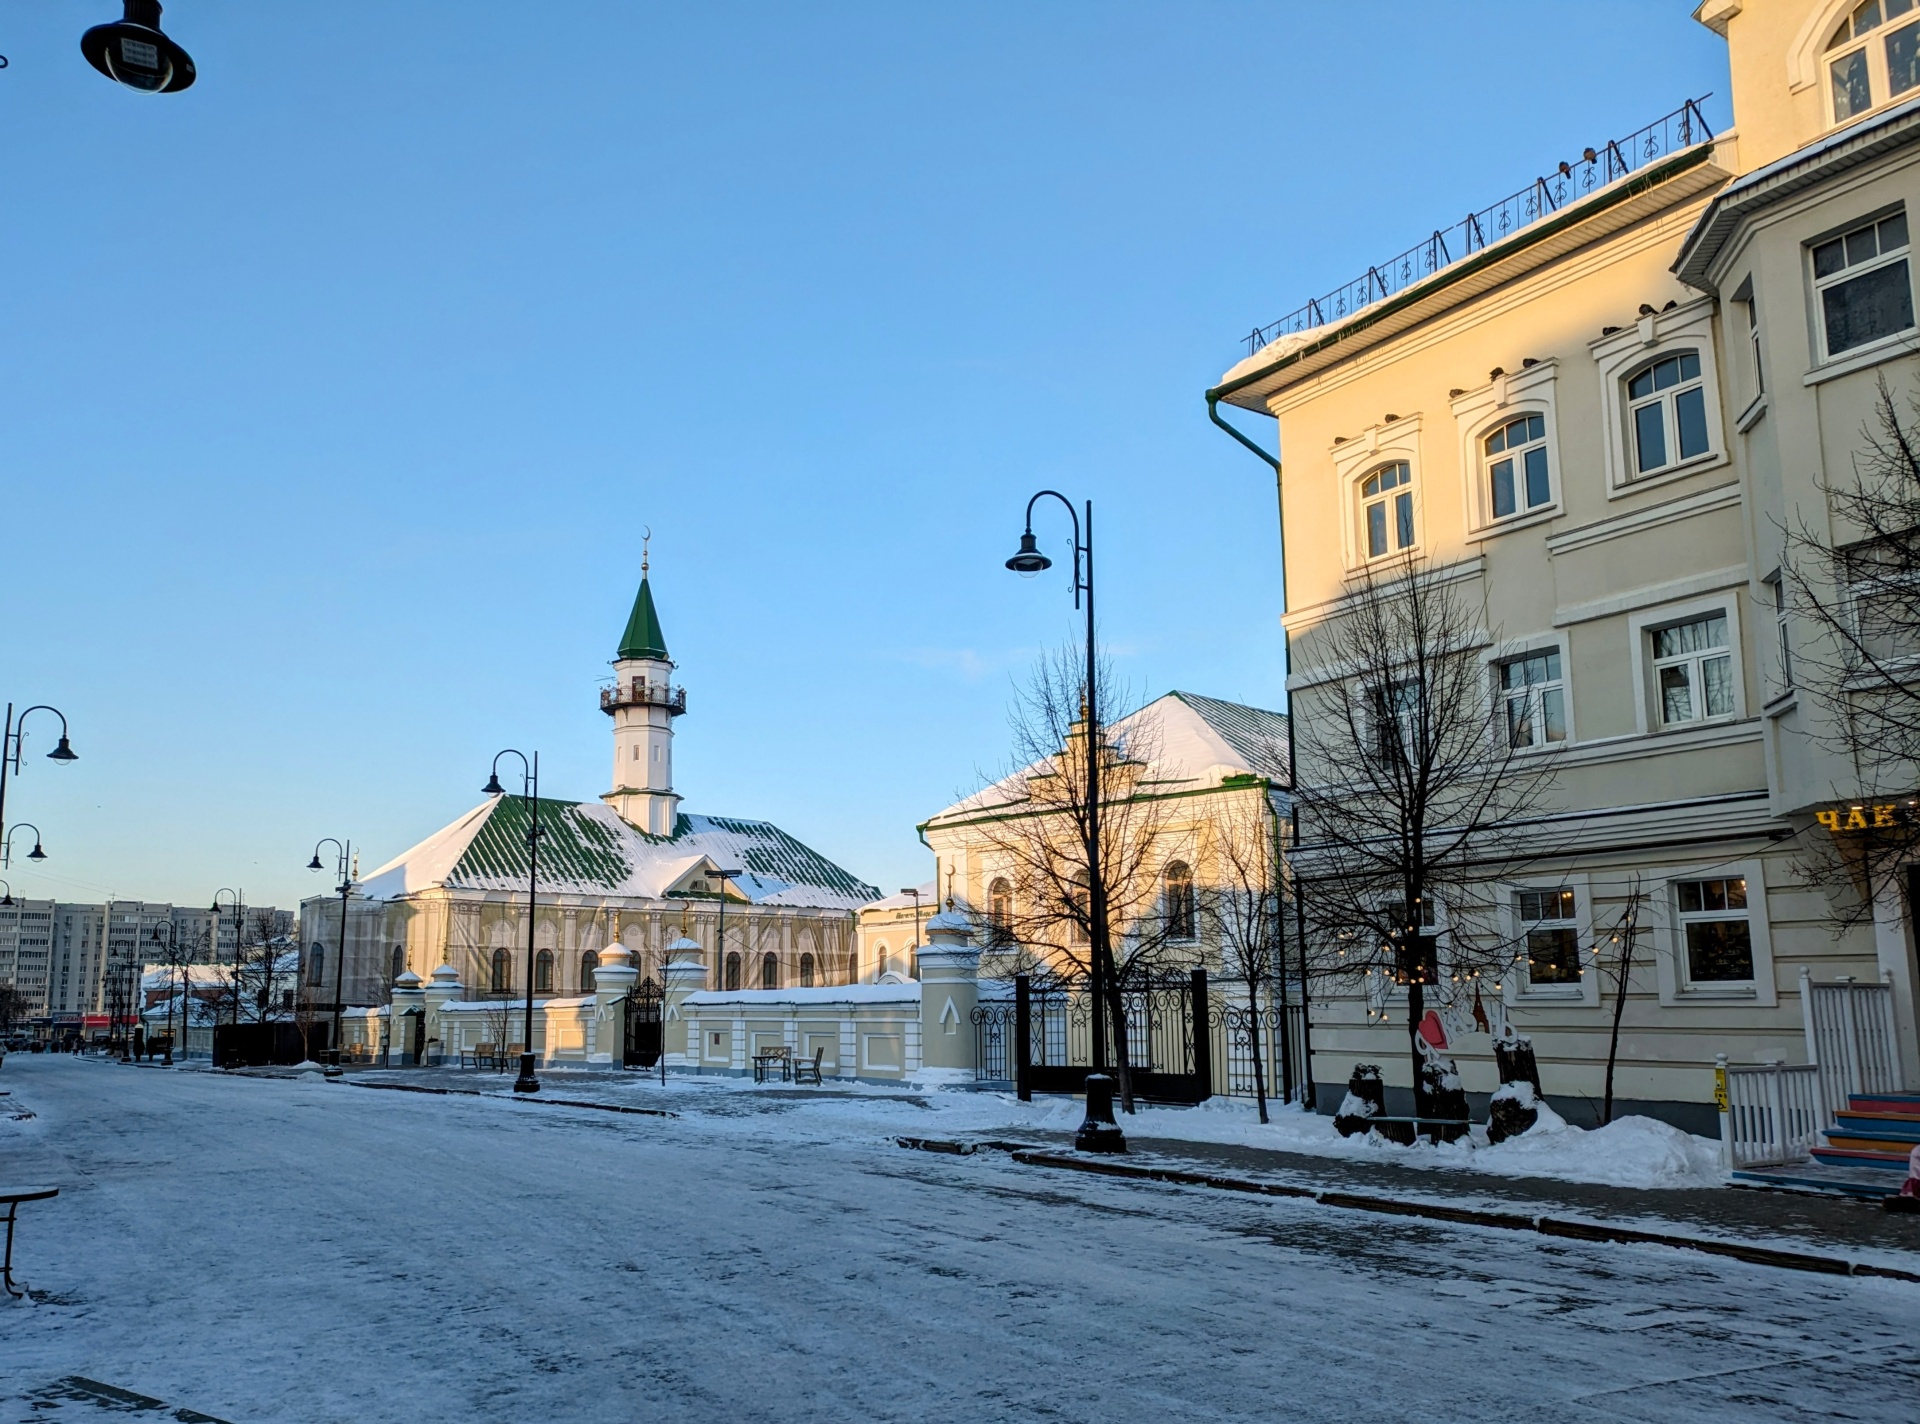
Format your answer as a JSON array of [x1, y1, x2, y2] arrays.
[[2, 1057, 1917, 1423]]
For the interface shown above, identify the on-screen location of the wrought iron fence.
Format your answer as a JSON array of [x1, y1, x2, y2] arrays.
[[1006, 971, 1212, 1104], [1206, 998, 1307, 1103], [971, 1000, 1015, 1082], [1239, 98, 1714, 358]]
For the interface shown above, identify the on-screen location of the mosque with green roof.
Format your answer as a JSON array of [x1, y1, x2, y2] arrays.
[[303, 559, 881, 1013]]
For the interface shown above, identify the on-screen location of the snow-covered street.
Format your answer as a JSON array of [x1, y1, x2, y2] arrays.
[[4, 1058, 1920, 1423]]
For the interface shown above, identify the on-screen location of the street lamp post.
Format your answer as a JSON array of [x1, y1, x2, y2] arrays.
[[307, 839, 354, 1079], [0, 703, 77, 859], [213, 888, 244, 1031], [1005, 490, 1126, 1152], [709, 867, 744, 989], [483, 751, 544, 1094], [149, 921, 189, 1066], [900, 887, 924, 979], [1, 825, 48, 869]]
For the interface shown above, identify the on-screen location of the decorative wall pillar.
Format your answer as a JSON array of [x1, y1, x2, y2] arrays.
[[390, 971, 426, 1066], [661, 934, 706, 1065], [916, 909, 980, 1074], [589, 945, 639, 1066], [422, 963, 463, 1066]]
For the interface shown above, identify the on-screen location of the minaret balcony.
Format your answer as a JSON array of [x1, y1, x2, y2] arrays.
[[601, 680, 688, 716]]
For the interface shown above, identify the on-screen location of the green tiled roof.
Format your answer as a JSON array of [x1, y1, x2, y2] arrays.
[[1170, 690, 1290, 782], [435, 796, 879, 910], [456, 796, 631, 888], [668, 814, 881, 904], [617, 577, 669, 661]]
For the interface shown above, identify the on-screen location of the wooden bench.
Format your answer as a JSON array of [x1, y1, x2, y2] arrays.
[[752, 1046, 792, 1084], [460, 1043, 501, 1070], [1, 1187, 59, 1298]]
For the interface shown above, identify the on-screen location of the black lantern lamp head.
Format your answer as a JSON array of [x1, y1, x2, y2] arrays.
[[82, 2, 196, 94], [1005, 530, 1051, 577], [482, 771, 506, 796], [306, 852, 324, 872], [27, 842, 46, 862], [47, 735, 77, 763], [1, 882, 12, 908]]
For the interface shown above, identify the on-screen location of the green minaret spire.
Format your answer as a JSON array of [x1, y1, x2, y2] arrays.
[[616, 544, 669, 661]]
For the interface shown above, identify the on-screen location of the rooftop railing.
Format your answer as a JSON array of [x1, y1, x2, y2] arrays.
[[1238, 98, 1715, 359], [600, 681, 688, 715]]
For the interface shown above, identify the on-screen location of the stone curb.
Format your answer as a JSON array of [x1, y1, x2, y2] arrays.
[[893, 1137, 1920, 1285], [343, 1078, 678, 1118]]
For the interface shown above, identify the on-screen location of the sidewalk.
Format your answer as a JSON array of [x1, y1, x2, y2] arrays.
[[990, 1126, 1920, 1263]]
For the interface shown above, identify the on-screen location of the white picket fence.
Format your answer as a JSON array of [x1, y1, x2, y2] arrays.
[[1718, 970, 1909, 1170], [1717, 1058, 1823, 1168], [1801, 968, 1904, 1124]]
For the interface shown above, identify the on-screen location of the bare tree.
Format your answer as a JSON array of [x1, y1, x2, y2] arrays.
[[0, 983, 29, 1036], [1780, 376, 1920, 924], [1206, 785, 1290, 1123], [1595, 876, 1649, 1127], [965, 646, 1191, 1112], [1291, 552, 1562, 1115]]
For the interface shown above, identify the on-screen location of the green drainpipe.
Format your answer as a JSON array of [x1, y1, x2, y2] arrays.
[[1205, 390, 1316, 1112]]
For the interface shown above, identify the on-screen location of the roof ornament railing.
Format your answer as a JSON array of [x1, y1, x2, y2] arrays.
[[1238, 97, 1714, 358]]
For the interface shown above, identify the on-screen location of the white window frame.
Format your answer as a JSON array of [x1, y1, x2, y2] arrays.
[[1625, 595, 1747, 736], [1650, 611, 1737, 728], [1809, 207, 1916, 365], [1625, 349, 1713, 479], [1648, 859, 1777, 1006], [1330, 416, 1424, 572], [1491, 641, 1572, 752], [1451, 361, 1563, 537], [1589, 300, 1728, 498], [1765, 571, 1795, 703], [1501, 875, 1598, 1006], [1358, 460, 1417, 562], [1819, 0, 1920, 127]]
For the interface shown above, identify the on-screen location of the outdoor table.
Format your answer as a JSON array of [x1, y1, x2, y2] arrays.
[[1, 1186, 59, 1298], [752, 1049, 792, 1084]]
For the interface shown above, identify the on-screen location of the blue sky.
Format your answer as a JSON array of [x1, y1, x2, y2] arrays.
[[0, 2, 1728, 910]]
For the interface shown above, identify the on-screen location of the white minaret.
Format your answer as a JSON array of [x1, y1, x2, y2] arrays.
[[601, 540, 685, 836]]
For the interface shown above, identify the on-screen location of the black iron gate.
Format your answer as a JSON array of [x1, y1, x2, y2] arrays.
[[1009, 969, 1211, 1105], [624, 977, 663, 1068]]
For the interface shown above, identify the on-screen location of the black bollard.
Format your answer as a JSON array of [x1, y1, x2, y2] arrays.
[[1074, 1073, 1128, 1154]]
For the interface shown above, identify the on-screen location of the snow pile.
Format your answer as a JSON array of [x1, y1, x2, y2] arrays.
[[886, 1090, 1728, 1192], [1474, 1110, 1725, 1190]]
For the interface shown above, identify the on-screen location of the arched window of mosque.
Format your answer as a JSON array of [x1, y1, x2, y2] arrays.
[[724, 952, 742, 991], [1164, 861, 1197, 942], [846, 951, 859, 983], [309, 944, 325, 986], [988, 878, 1014, 946], [799, 952, 816, 987], [761, 953, 778, 990], [876, 942, 890, 976], [580, 950, 599, 991], [491, 948, 512, 994], [1068, 876, 1090, 945], [534, 950, 553, 994], [390, 946, 405, 982]]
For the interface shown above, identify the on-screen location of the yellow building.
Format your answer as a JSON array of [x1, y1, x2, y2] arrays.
[[1209, 0, 1920, 1133], [919, 690, 1290, 994]]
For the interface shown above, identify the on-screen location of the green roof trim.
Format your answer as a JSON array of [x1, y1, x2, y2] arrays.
[[616, 577, 670, 661]]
